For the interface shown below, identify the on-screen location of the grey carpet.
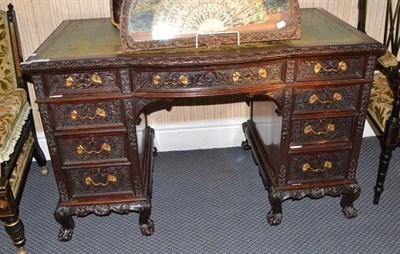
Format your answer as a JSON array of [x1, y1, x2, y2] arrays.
[[1, 137, 400, 253]]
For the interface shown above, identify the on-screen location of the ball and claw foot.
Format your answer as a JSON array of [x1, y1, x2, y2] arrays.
[[17, 247, 27, 254], [341, 205, 358, 219], [241, 140, 251, 150], [139, 219, 154, 236], [58, 227, 73, 242], [267, 210, 283, 225], [39, 166, 48, 176]]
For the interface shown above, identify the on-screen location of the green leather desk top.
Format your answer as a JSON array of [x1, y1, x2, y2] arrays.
[[28, 8, 382, 62]]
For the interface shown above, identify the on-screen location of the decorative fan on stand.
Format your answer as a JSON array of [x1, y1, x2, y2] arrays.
[[117, 0, 301, 52]]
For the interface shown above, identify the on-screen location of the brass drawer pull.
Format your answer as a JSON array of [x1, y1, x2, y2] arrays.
[[76, 143, 111, 155], [304, 124, 335, 136], [232, 68, 268, 83], [314, 61, 347, 74], [302, 161, 333, 173], [85, 175, 117, 187], [65, 74, 102, 88], [309, 92, 343, 104], [152, 74, 190, 87], [70, 108, 107, 121]]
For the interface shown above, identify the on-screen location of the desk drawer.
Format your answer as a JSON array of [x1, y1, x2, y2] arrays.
[[47, 70, 120, 95], [296, 56, 364, 81], [66, 165, 134, 198], [58, 134, 129, 165], [290, 115, 354, 145], [287, 150, 350, 185], [134, 63, 284, 90], [51, 100, 125, 131], [293, 85, 360, 113]]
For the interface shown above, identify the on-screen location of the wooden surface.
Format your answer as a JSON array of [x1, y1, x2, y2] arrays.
[[0, 0, 389, 133], [21, 8, 384, 235]]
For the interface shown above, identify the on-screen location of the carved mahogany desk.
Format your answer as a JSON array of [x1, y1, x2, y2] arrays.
[[21, 9, 384, 240]]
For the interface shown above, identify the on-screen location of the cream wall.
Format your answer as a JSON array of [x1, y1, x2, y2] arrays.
[[0, 0, 387, 133]]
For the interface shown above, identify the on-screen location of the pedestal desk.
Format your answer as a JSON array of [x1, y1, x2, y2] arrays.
[[21, 9, 384, 240]]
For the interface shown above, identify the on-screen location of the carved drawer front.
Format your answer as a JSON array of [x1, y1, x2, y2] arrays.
[[296, 56, 364, 81], [58, 134, 128, 165], [291, 116, 354, 145], [134, 62, 284, 90], [287, 150, 351, 185], [51, 100, 125, 131], [66, 165, 134, 198], [47, 70, 120, 95], [293, 85, 360, 113]]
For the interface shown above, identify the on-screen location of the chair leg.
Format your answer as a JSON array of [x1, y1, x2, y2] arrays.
[[373, 145, 393, 205], [32, 140, 47, 176], [2, 216, 27, 254]]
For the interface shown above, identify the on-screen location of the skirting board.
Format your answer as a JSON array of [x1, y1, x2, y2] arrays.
[[36, 119, 377, 159]]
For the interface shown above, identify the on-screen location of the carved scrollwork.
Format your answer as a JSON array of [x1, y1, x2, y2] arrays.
[[61, 135, 127, 163], [291, 116, 352, 143], [289, 151, 350, 183], [294, 85, 359, 113], [298, 57, 363, 81], [135, 64, 282, 89], [47, 71, 119, 94], [52, 100, 123, 130], [69, 166, 132, 196]]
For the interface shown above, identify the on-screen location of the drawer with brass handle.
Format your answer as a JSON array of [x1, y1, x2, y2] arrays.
[[293, 85, 360, 113], [287, 150, 350, 185], [50, 100, 125, 131], [47, 70, 120, 95], [58, 134, 129, 165], [290, 116, 354, 145], [134, 62, 284, 90], [66, 166, 134, 198], [296, 56, 364, 81]]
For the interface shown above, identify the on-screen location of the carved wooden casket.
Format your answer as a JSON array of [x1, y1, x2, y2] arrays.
[[112, 0, 301, 52]]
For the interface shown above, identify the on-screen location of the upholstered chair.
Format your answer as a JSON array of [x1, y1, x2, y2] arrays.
[[0, 4, 46, 254], [359, 0, 400, 204]]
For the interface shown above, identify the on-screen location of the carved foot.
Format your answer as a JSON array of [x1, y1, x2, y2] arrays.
[[54, 207, 75, 242], [17, 246, 28, 254], [58, 227, 74, 242], [267, 210, 283, 225], [267, 191, 283, 225], [341, 205, 358, 219], [139, 219, 154, 236], [340, 184, 361, 219], [241, 140, 251, 150]]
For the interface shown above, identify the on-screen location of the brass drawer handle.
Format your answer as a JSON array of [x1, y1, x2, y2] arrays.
[[85, 175, 117, 187], [65, 74, 102, 88], [76, 143, 111, 155], [302, 161, 333, 173], [314, 61, 347, 74], [70, 108, 107, 121], [304, 124, 335, 136], [152, 74, 190, 87], [309, 92, 343, 104], [232, 68, 268, 83]]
